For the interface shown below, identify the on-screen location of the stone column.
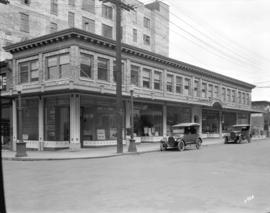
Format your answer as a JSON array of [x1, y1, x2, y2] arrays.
[[12, 99, 17, 151], [69, 94, 80, 150], [163, 104, 167, 137], [38, 97, 44, 151]]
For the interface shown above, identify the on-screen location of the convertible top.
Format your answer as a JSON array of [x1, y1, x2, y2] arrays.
[[172, 123, 200, 128]]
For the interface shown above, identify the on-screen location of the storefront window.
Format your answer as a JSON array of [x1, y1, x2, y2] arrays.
[[238, 112, 249, 124], [133, 103, 162, 137], [44, 96, 70, 141], [222, 112, 236, 132], [17, 98, 39, 140], [81, 96, 119, 141], [167, 106, 191, 134], [202, 110, 219, 134]]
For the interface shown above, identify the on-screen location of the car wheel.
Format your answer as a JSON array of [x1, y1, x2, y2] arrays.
[[195, 138, 202, 149], [160, 143, 167, 151], [224, 137, 228, 144], [177, 140, 185, 152]]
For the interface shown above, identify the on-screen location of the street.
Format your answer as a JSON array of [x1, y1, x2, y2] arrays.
[[2, 139, 270, 213]]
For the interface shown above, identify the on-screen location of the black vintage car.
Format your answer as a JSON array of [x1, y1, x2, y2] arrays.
[[160, 123, 202, 151], [224, 124, 251, 144]]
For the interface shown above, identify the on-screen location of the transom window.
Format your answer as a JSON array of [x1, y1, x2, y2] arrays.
[[131, 65, 139, 86], [97, 57, 109, 81], [19, 60, 39, 83], [80, 53, 93, 79], [154, 71, 162, 90], [142, 68, 151, 89], [166, 74, 173, 92], [46, 54, 70, 80], [102, 4, 113, 19]]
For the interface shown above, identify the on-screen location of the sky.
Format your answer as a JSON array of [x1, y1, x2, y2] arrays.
[[141, 0, 270, 101]]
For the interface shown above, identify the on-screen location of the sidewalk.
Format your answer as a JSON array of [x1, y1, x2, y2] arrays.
[[0, 138, 230, 161]]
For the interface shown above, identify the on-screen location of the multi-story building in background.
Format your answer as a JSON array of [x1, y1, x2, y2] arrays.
[[0, 0, 169, 61]]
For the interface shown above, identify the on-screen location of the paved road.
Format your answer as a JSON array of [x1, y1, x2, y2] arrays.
[[3, 139, 270, 213]]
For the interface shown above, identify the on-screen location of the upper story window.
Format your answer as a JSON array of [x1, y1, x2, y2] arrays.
[[142, 68, 151, 89], [213, 85, 218, 98], [50, 22, 58, 33], [21, 0, 30, 5], [20, 13, 29, 33], [131, 65, 139, 87], [82, 17, 95, 33], [227, 89, 231, 102], [143, 17, 150, 29], [184, 78, 191, 96], [97, 57, 109, 81], [102, 24, 113, 39], [194, 80, 199, 97], [133, 29, 137, 42], [246, 93, 250, 105], [201, 82, 207, 98], [232, 90, 236, 103], [68, 12, 75, 27], [176, 76, 183, 94], [51, 0, 58, 15], [208, 84, 213, 98], [19, 60, 39, 84], [82, 0, 95, 14], [80, 53, 94, 79], [0, 74, 7, 91], [143, 34, 150, 46], [102, 4, 113, 20], [69, 0, 75, 6], [132, 11, 137, 24], [238, 91, 242, 104], [154, 71, 162, 90], [242, 93, 246, 105], [222, 87, 226, 102], [46, 54, 70, 80], [166, 74, 173, 92]]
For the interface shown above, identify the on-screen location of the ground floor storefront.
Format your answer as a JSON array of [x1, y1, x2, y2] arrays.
[[1, 93, 251, 151]]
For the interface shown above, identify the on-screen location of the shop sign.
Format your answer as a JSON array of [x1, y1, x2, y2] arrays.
[[97, 129, 105, 140]]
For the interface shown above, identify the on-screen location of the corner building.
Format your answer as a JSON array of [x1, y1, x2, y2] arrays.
[[2, 28, 255, 150]]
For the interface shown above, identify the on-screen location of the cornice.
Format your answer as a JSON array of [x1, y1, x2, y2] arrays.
[[3, 28, 255, 89]]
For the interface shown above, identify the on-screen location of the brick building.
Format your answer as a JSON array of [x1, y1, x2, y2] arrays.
[[1, 28, 255, 150]]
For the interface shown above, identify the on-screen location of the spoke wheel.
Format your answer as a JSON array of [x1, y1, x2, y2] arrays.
[[177, 140, 185, 152]]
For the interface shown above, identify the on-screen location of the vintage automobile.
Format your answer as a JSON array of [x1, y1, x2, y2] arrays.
[[224, 124, 251, 144], [160, 123, 202, 151]]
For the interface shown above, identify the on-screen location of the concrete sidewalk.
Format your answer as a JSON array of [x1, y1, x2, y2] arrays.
[[0, 138, 232, 161]]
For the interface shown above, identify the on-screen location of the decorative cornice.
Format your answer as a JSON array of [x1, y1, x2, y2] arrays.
[[4, 28, 255, 89]]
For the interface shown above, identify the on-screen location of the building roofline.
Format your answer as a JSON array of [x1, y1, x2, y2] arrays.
[[252, 101, 270, 104], [4, 28, 255, 89]]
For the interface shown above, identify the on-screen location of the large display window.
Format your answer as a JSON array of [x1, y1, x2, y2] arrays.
[[17, 98, 38, 140], [222, 112, 236, 132], [202, 109, 219, 134], [81, 96, 119, 141], [133, 103, 162, 137], [167, 106, 191, 134], [44, 96, 70, 141]]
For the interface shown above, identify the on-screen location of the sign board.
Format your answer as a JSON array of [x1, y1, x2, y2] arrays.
[[97, 129, 105, 140]]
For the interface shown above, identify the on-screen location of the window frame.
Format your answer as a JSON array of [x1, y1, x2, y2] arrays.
[[166, 73, 173, 93], [82, 17, 95, 33], [18, 60, 39, 84], [97, 57, 110, 82], [68, 12, 75, 27], [20, 12, 29, 33], [102, 4, 113, 20], [142, 68, 151, 89], [102, 23, 113, 39], [130, 64, 140, 87], [51, 0, 58, 15], [46, 54, 70, 80], [143, 34, 150, 46], [143, 17, 150, 29], [80, 52, 94, 79], [154, 70, 162, 91]]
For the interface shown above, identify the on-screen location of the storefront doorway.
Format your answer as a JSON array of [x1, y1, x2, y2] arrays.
[[202, 109, 219, 134]]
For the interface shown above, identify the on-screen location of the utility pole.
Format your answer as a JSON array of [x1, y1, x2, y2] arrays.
[[99, 0, 134, 153]]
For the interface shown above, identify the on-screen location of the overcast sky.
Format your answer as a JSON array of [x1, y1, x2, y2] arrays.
[[141, 0, 270, 101]]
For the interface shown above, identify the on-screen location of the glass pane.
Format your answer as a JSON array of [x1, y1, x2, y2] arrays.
[[98, 58, 109, 81], [48, 57, 57, 67], [60, 54, 69, 64], [20, 63, 28, 83], [48, 66, 58, 79], [60, 64, 70, 78], [31, 70, 39, 81]]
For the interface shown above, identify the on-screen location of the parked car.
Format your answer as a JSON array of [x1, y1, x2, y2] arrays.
[[160, 123, 202, 151], [224, 124, 251, 144]]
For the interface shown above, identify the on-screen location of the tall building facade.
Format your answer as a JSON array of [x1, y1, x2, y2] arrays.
[[0, 0, 169, 61], [1, 28, 255, 150]]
